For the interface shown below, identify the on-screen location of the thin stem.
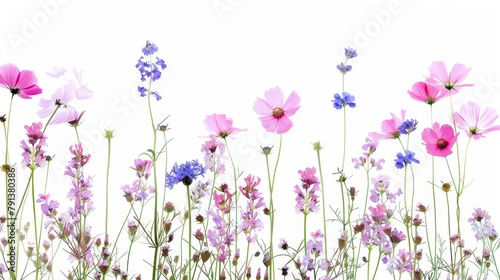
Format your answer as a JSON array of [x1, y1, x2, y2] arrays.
[[104, 136, 111, 237], [186, 184, 193, 280], [315, 148, 328, 258], [4, 95, 14, 164], [265, 134, 283, 280], [341, 106, 347, 171], [224, 138, 238, 280], [445, 191, 454, 279], [30, 168, 39, 280]]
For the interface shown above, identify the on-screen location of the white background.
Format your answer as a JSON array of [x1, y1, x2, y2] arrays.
[[1, 0, 500, 279]]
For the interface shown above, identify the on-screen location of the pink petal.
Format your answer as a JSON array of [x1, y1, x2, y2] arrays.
[[46, 66, 67, 78], [477, 107, 499, 131], [259, 115, 278, 133], [282, 91, 300, 116], [0, 64, 20, 87], [253, 97, 273, 115], [428, 61, 448, 84], [449, 63, 470, 85], [275, 116, 293, 134], [264, 87, 284, 108]]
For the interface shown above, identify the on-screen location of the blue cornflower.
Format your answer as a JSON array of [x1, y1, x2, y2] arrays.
[[142, 41, 159, 55], [344, 47, 358, 59], [337, 62, 352, 74], [394, 150, 420, 169], [166, 160, 205, 189], [398, 119, 418, 135], [332, 92, 356, 110]]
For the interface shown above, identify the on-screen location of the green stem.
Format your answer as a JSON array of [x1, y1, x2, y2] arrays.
[[445, 191, 454, 279], [303, 212, 307, 255], [145, 63, 160, 280], [264, 134, 283, 280], [105, 136, 111, 237], [186, 184, 193, 280], [30, 168, 39, 280], [223, 138, 238, 280], [4, 95, 14, 164], [315, 148, 328, 258]]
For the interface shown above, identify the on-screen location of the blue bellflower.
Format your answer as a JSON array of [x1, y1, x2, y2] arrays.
[[332, 92, 356, 110], [394, 150, 420, 169], [166, 160, 205, 189]]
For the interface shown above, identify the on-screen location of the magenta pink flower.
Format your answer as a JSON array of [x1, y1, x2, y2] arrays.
[[375, 110, 406, 140], [453, 101, 500, 140], [407, 81, 447, 105], [0, 63, 42, 99], [426, 61, 473, 94], [253, 86, 300, 134], [204, 114, 244, 138], [421, 122, 458, 157]]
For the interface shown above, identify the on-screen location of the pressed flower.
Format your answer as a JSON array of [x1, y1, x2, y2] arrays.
[[407, 81, 446, 105], [253, 86, 300, 134], [0, 63, 42, 98], [421, 122, 458, 157], [453, 101, 500, 140], [426, 61, 473, 94], [204, 113, 244, 138]]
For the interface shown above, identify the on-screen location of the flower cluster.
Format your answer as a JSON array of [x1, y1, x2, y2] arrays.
[[294, 167, 321, 214], [20, 122, 49, 169], [3, 43, 500, 280], [136, 41, 167, 100]]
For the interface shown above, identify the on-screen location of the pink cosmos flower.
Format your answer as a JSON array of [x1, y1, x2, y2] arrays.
[[374, 110, 406, 140], [253, 86, 300, 134], [407, 81, 447, 105], [204, 114, 244, 138], [37, 82, 78, 124], [426, 61, 473, 94], [453, 101, 500, 140], [421, 122, 458, 157], [0, 63, 42, 98]]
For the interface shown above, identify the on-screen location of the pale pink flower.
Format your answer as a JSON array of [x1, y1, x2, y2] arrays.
[[204, 113, 244, 138], [421, 122, 458, 157], [73, 67, 93, 99], [453, 101, 500, 140], [253, 86, 300, 134], [46, 66, 67, 78], [0, 63, 42, 98], [426, 61, 473, 94], [37, 82, 78, 124], [407, 81, 447, 105], [374, 110, 406, 140]]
